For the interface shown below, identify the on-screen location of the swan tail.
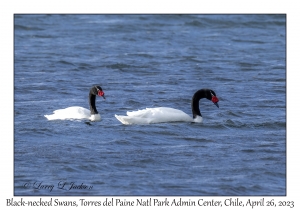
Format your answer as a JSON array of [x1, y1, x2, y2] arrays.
[[115, 114, 131, 125], [115, 114, 152, 125], [44, 114, 55, 120]]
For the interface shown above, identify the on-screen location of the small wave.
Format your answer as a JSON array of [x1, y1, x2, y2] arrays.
[[58, 60, 76, 66], [15, 24, 44, 31], [127, 53, 154, 58], [133, 158, 155, 164], [106, 63, 133, 70], [214, 76, 237, 82], [222, 110, 242, 118], [238, 61, 262, 69], [179, 56, 203, 63], [16, 127, 58, 136], [231, 38, 266, 44], [222, 119, 247, 128], [180, 136, 214, 143], [257, 148, 284, 154], [222, 119, 286, 129], [78, 164, 100, 172], [184, 20, 206, 27], [34, 34, 57, 39], [259, 156, 282, 161], [252, 121, 286, 129], [113, 139, 132, 145], [240, 149, 256, 153]]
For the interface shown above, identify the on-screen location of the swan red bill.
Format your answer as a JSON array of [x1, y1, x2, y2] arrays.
[[98, 90, 105, 98], [212, 96, 219, 103]]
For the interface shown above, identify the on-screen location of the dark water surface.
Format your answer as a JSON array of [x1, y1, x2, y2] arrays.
[[14, 14, 286, 195]]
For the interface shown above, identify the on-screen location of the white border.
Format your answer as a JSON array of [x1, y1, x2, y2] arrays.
[[1, 0, 298, 209]]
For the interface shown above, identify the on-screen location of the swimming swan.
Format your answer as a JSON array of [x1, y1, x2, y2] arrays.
[[115, 89, 219, 125], [44, 86, 105, 121]]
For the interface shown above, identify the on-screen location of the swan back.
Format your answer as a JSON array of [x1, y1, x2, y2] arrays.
[[115, 107, 193, 125], [45, 106, 97, 121]]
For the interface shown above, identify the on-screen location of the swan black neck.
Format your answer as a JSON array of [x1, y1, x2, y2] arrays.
[[89, 86, 102, 115], [191, 89, 217, 118]]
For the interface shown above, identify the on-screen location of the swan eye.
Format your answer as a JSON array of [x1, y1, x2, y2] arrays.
[[212, 96, 219, 103], [98, 90, 105, 97]]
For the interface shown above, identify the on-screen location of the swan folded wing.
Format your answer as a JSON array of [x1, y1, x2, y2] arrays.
[[126, 108, 160, 118], [115, 107, 193, 124], [44, 106, 91, 120], [151, 107, 192, 123]]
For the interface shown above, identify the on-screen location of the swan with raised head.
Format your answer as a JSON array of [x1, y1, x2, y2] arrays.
[[115, 89, 219, 125], [44, 86, 105, 121]]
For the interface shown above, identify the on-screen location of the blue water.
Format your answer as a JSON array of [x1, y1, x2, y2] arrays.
[[14, 14, 286, 196]]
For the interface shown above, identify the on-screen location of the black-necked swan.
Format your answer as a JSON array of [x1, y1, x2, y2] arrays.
[[115, 89, 219, 125], [44, 86, 105, 121]]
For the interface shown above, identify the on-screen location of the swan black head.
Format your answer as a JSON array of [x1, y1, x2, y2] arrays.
[[89, 86, 105, 115], [209, 90, 219, 108], [191, 89, 219, 118], [92, 85, 105, 99]]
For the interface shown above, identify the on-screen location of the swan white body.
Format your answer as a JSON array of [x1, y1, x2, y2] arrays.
[[115, 107, 203, 125], [115, 89, 219, 125], [44, 86, 105, 122], [44, 106, 101, 121]]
